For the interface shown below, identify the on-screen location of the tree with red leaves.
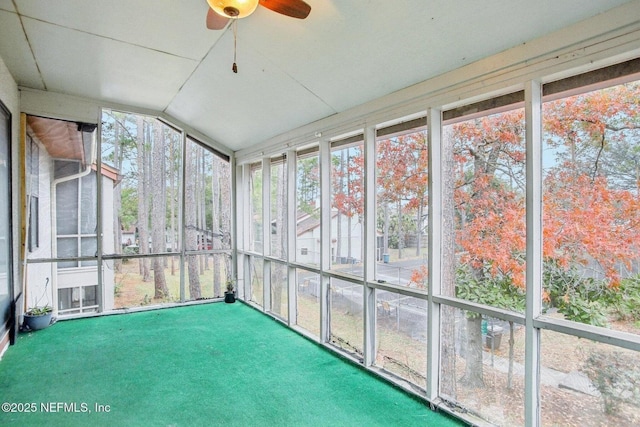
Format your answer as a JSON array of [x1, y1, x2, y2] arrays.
[[377, 130, 429, 261], [434, 82, 640, 389]]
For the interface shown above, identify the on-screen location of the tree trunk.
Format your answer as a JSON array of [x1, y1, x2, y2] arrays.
[[151, 122, 168, 299], [113, 120, 123, 272], [461, 315, 484, 387], [383, 202, 389, 257], [397, 199, 403, 259], [220, 160, 232, 282], [204, 155, 210, 270], [136, 116, 150, 281], [347, 214, 352, 260], [415, 202, 423, 256], [346, 151, 352, 261], [212, 157, 222, 297], [272, 263, 284, 315], [457, 142, 500, 386], [197, 150, 205, 276], [461, 262, 487, 387], [507, 320, 515, 390], [440, 125, 457, 399], [271, 162, 286, 315], [185, 143, 201, 299], [335, 150, 345, 262], [188, 255, 200, 300], [169, 133, 177, 275], [201, 151, 210, 272]]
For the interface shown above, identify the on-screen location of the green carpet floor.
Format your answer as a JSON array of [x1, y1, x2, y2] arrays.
[[0, 302, 463, 426]]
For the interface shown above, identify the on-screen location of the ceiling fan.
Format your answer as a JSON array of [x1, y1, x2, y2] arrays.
[[206, 0, 312, 30], [205, 0, 311, 73]]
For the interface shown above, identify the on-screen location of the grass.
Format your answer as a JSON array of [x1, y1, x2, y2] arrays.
[[114, 256, 229, 308]]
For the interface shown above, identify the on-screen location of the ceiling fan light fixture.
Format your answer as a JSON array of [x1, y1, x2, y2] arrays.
[[207, 0, 260, 19]]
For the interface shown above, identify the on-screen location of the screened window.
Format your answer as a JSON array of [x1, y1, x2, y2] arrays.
[[375, 292, 427, 387], [101, 111, 231, 306], [27, 136, 39, 252], [25, 110, 232, 316], [249, 163, 263, 253], [233, 56, 640, 427], [439, 94, 527, 424], [376, 121, 429, 287], [250, 256, 264, 307], [270, 156, 287, 259], [296, 149, 320, 266], [56, 164, 98, 269], [439, 306, 526, 425], [542, 80, 640, 336], [270, 261, 288, 321], [443, 97, 527, 311], [330, 137, 364, 276], [296, 269, 320, 336], [329, 278, 363, 358], [28, 197, 38, 253]]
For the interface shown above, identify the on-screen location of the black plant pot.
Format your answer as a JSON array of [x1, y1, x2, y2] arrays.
[[224, 291, 236, 304]]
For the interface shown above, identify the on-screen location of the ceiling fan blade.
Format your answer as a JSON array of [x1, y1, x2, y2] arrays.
[[259, 0, 311, 19], [206, 8, 229, 30]]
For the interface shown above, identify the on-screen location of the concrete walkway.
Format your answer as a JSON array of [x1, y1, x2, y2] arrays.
[[482, 350, 600, 396]]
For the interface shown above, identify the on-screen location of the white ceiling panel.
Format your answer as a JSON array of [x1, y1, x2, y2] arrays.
[[242, 0, 636, 113], [167, 29, 336, 150], [0, 1, 14, 12], [0, 10, 44, 89], [13, 0, 221, 60], [23, 16, 199, 109]]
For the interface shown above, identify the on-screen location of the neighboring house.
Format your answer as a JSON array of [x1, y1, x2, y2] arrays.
[[295, 208, 364, 266], [25, 116, 116, 317]]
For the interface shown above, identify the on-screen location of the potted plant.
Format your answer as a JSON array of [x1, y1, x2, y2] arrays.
[[23, 305, 53, 331], [224, 280, 236, 304], [23, 277, 54, 331]]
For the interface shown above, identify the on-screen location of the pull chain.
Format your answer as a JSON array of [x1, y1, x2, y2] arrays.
[[232, 19, 238, 73]]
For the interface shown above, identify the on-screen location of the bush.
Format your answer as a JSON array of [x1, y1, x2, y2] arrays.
[[605, 275, 640, 322], [455, 263, 525, 313], [543, 260, 609, 327], [583, 349, 640, 414]]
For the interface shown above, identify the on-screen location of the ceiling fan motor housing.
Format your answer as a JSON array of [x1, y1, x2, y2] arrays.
[[223, 6, 239, 17], [207, 0, 260, 19]]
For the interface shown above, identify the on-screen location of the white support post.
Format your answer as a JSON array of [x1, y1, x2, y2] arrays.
[[319, 139, 332, 342], [262, 157, 271, 312], [240, 164, 251, 299], [363, 125, 377, 366], [94, 121, 104, 312], [232, 158, 242, 299], [243, 253, 250, 302], [426, 107, 442, 400], [263, 259, 271, 313], [525, 79, 543, 427], [262, 157, 271, 257], [179, 132, 188, 302], [287, 149, 297, 326]]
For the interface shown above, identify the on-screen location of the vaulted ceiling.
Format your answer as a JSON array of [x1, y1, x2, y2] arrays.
[[0, 0, 634, 152]]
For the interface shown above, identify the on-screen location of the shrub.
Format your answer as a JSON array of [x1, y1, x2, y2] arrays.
[[583, 349, 640, 414], [543, 260, 609, 327], [605, 275, 640, 322]]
